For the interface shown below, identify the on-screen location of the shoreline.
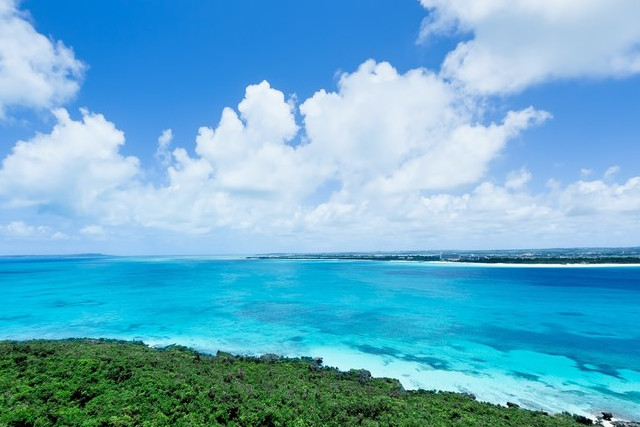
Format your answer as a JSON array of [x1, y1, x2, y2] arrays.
[[6, 338, 613, 426], [5, 337, 637, 425], [248, 256, 640, 267], [3, 256, 638, 424], [296, 344, 640, 425], [419, 260, 640, 268], [145, 338, 640, 424]]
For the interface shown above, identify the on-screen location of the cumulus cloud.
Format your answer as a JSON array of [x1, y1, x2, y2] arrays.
[[300, 170, 640, 250], [92, 81, 323, 234], [505, 168, 532, 190], [419, 0, 640, 93], [301, 60, 549, 195], [0, 62, 551, 241], [0, 0, 84, 117], [556, 175, 640, 216], [194, 80, 323, 199], [0, 58, 637, 250], [130, 62, 548, 236], [0, 220, 42, 236], [0, 109, 139, 217], [1, 0, 638, 252]]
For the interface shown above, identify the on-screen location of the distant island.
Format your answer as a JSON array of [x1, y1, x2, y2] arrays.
[[250, 247, 640, 264]]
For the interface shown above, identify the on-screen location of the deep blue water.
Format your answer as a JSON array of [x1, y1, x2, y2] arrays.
[[1, 256, 639, 419]]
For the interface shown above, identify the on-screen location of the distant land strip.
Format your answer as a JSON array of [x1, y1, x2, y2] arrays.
[[249, 252, 640, 264]]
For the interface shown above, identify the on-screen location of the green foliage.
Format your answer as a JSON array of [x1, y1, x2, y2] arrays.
[[0, 339, 588, 426]]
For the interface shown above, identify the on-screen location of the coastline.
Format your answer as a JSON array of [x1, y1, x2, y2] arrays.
[[106, 337, 640, 423], [3, 338, 637, 426], [249, 254, 640, 267], [304, 345, 640, 424], [139, 333, 640, 423], [419, 261, 640, 268], [3, 255, 639, 423]]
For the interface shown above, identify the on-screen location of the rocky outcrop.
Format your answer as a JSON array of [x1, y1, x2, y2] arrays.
[[259, 353, 281, 363], [357, 369, 372, 383]]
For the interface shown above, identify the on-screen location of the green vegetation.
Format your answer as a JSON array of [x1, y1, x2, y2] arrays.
[[0, 339, 593, 426]]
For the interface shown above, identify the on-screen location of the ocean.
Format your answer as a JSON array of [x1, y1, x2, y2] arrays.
[[1, 255, 639, 419]]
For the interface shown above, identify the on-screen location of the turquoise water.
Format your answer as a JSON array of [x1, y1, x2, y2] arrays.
[[1, 256, 639, 419]]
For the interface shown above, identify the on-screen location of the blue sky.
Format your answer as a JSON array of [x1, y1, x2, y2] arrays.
[[1, 0, 639, 254]]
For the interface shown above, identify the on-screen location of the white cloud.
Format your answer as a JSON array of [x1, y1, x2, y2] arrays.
[[0, 220, 68, 240], [194, 80, 324, 200], [0, 0, 84, 117], [80, 224, 106, 236], [505, 168, 532, 190], [300, 171, 640, 250], [50, 231, 68, 240], [0, 108, 139, 217], [301, 60, 549, 195], [580, 168, 593, 178], [0, 55, 558, 248], [419, 0, 640, 93], [557, 175, 640, 216], [1, 220, 39, 236], [0, 1, 638, 252], [0, 62, 549, 241], [126, 62, 548, 236], [0, 58, 637, 251], [109, 81, 328, 234], [604, 165, 620, 179], [155, 129, 173, 167]]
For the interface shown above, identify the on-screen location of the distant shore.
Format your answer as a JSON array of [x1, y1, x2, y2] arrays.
[[249, 253, 640, 266], [422, 260, 640, 268]]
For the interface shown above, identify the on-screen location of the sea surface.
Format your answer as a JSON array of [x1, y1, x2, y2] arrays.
[[1, 256, 639, 419]]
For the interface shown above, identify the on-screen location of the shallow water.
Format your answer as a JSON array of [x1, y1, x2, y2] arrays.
[[1, 256, 639, 419]]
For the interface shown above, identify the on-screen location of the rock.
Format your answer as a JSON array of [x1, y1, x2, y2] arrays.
[[259, 353, 280, 363], [462, 392, 476, 400], [215, 350, 235, 363], [357, 369, 372, 383], [602, 412, 613, 421], [306, 356, 323, 370], [574, 415, 593, 425], [506, 402, 519, 408], [612, 422, 640, 427]]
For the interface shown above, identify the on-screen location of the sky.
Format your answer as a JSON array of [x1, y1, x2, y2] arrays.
[[1, 0, 640, 255]]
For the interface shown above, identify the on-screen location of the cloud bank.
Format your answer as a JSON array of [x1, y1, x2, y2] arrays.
[[0, 61, 555, 244], [0, 0, 639, 252]]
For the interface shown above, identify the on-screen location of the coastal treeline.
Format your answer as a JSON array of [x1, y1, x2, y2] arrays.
[[0, 339, 596, 426]]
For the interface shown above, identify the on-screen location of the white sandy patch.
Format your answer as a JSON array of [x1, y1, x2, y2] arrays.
[[413, 261, 640, 268], [309, 344, 640, 422]]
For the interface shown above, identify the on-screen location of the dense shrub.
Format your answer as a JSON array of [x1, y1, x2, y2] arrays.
[[0, 339, 588, 426]]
